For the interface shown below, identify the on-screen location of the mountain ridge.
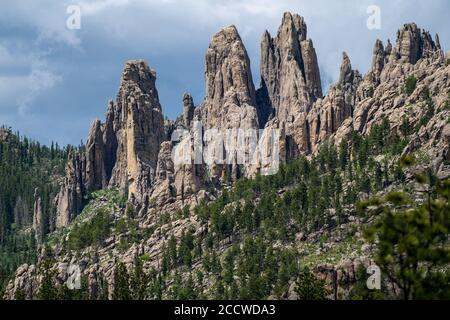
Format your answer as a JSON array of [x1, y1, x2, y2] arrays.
[[2, 12, 449, 300]]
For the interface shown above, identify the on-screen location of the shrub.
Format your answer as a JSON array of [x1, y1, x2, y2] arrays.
[[404, 75, 417, 95], [68, 208, 112, 250], [295, 267, 329, 300]]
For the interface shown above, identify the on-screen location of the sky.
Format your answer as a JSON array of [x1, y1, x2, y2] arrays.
[[0, 0, 448, 146]]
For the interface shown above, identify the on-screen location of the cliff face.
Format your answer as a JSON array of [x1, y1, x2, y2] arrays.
[[194, 25, 261, 181], [54, 152, 85, 228], [257, 16, 447, 167], [54, 60, 165, 228], [53, 15, 448, 228], [259, 12, 322, 121], [32, 189, 43, 245], [201, 25, 258, 130], [257, 12, 322, 157], [108, 60, 165, 198]]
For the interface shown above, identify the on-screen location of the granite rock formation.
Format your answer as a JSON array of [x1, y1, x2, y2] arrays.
[[6, 13, 449, 301], [32, 189, 43, 244], [54, 60, 165, 227]]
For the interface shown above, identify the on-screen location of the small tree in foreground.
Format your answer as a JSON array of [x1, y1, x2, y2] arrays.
[[362, 162, 450, 300], [295, 267, 329, 300]]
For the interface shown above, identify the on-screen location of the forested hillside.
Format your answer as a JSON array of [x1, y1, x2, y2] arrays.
[[18, 120, 449, 300], [0, 127, 70, 295], [2, 12, 450, 301]]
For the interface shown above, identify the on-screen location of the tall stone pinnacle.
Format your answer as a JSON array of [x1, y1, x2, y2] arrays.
[[395, 23, 441, 64], [109, 60, 165, 198], [259, 12, 322, 124], [202, 25, 258, 129], [55, 60, 166, 227], [371, 39, 385, 83], [339, 52, 354, 85]]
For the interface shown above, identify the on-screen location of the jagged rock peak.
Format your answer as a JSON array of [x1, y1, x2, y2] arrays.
[[395, 23, 441, 64], [259, 11, 322, 123], [280, 11, 307, 42], [120, 61, 158, 93], [54, 60, 166, 227], [205, 25, 256, 110], [435, 34, 441, 50], [182, 93, 195, 128], [54, 151, 84, 228], [371, 39, 385, 79], [33, 189, 43, 244], [110, 59, 165, 198], [339, 52, 354, 85], [117, 60, 162, 115], [84, 119, 107, 191]]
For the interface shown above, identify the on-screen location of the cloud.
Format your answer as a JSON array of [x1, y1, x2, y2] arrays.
[[0, 0, 449, 145], [1, 0, 81, 47], [78, 0, 132, 15], [17, 59, 62, 115], [0, 43, 62, 115]]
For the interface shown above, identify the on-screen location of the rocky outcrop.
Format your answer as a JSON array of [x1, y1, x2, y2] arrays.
[[54, 152, 84, 228], [182, 93, 195, 128], [3, 264, 38, 300], [254, 16, 447, 167], [200, 25, 259, 130], [151, 135, 204, 206], [307, 53, 361, 151], [259, 12, 322, 123], [195, 25, 260, 181], [395, 23, 442, 64], [339, 52, 354, 85], [109, 60, 165, 198], [33, 189, 43, 244], [255, 12, 323, 161], [370, 39, 385, 85], [150, 141, 175, 206], [84, 119, 108, 191], [55, 60, 166, 227]]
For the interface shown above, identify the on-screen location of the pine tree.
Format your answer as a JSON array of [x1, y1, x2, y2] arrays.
[[131, 257, 148, 300], [36, 260, 58, 300], [112, 262, 131, 300], [295, 267, 328, 300], [168, 235, 177, 267], [364, 171, 450, 299]]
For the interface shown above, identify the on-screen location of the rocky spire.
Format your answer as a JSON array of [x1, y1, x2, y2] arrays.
[[339, 52, 354, 85], [384, 39, 393, 62], [55, 60, 166, 227], [396, 23, 421, 63], [109, 60, 165, 198], [195, 25, 260, 181], [54, 151, 84, 228], [301, 39, 322, 99], [259, 12, 322, 123], [435, 34, 441, 50], [182, 93, 195, 128], [32, 189, 43, 244], [395, 23, 441, 64], [371, 39, 385, 83], [202, 25, 258, 129], [84, 119, 107, 191], [103, 100, 118, 180]]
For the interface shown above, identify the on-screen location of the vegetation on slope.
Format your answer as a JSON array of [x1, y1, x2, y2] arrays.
[[0, 127, 71, 296]]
